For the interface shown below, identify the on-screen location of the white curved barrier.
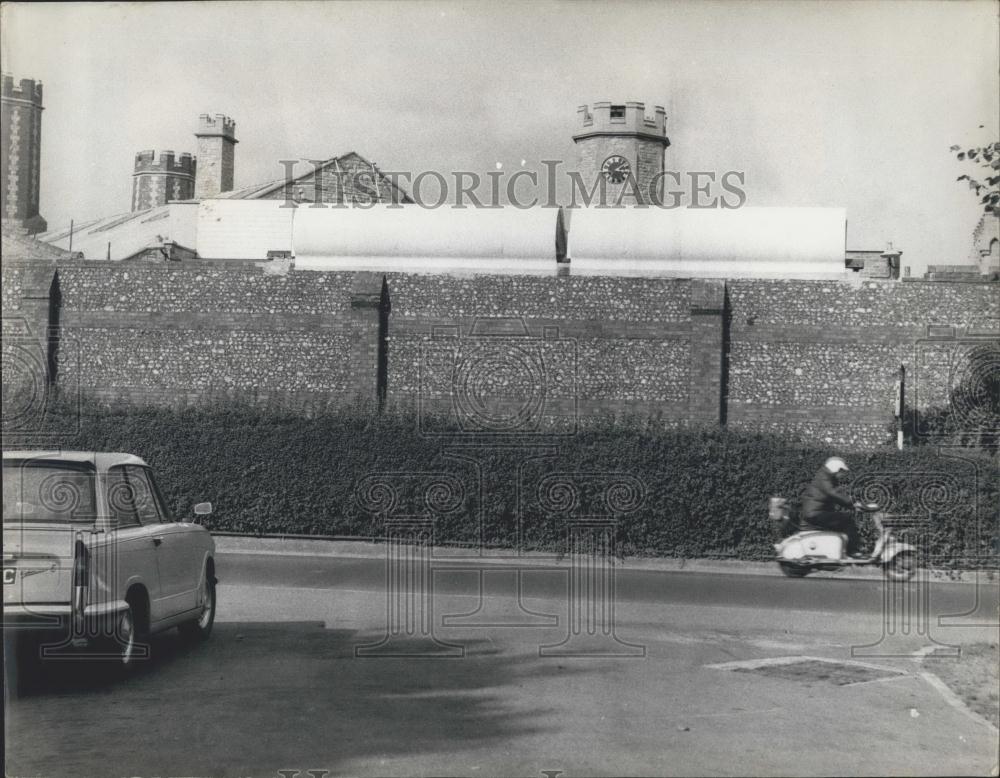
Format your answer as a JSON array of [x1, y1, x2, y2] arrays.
[[293, 205, 563, 274], [567, 207, 847, 278]]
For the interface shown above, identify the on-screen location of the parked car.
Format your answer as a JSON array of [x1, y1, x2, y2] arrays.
[[2, 451, 216, 671]]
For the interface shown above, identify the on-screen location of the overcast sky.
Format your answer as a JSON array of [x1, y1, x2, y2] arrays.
[[2, 0, 997, 274]]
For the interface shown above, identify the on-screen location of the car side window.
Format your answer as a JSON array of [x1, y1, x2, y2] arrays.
[[143, 467, 174, 522], [106, 466, 141, 530], [125, 466, 163, 526]]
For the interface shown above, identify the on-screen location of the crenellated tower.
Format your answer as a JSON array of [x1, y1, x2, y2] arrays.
[[1, 74, 47, 234], [572, 101, 670, 205], [131, 150, 197, 211], [194, 113, 237, 199]]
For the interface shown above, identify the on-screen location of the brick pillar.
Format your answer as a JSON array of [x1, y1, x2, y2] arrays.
[[1, 262, 59, 437], [348, 273, 389, 408], [687, 279, 726, 425], [3, 261, 57, 362]]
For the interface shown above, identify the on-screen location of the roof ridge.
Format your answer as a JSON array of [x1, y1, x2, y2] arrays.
[[245, 154, 350, 199], [195, 150, 412, 202]]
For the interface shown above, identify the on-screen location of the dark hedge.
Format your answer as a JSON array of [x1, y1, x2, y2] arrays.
[[3, 393, 997, 567]]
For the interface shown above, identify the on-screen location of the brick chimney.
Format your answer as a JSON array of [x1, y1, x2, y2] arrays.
[[880, 242, 902, 280]]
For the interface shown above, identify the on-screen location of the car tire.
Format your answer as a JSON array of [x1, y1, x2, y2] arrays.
[[95, 604, 144, 675], [884, 551, 916, 582], [109, 606, 140, 668], [779, 562, 809, 577], [179, 569, 216, 642]]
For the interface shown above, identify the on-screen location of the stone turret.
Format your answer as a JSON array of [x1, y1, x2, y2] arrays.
[[131, 149, 197, 211], [572, 101, 670, 206], [1, 74, 47, 234], [194, 113, 237, 199]]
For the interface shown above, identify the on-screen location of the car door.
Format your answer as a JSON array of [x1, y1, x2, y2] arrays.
[[127, 466, 199, 616], [102, 466, 163, 622]]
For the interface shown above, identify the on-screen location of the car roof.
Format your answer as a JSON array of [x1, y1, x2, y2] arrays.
[[2, 451, 149, 469]]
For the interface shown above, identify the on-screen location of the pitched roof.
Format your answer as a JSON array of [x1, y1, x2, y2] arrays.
[[34, 204, 197, 261], [215, 151, 413, 203], [213, 180, 289, 199], [1, 224, 82, 260]]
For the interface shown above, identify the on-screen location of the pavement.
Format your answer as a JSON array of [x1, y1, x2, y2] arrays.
[[5, 547, 998, 778], [213, 533, 998, 584]]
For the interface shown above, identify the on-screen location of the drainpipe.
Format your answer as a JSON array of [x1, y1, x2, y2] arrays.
[[895, 365, 905, 450]]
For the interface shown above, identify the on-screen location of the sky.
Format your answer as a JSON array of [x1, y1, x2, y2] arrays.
[[2, 0, 997, 275]]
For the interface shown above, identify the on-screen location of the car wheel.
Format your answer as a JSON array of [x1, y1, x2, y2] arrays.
[[96, 605, 142, 673], [779, 562, 809, 577], [884, 551, 916, 582], [111, 606, 138, 666], [179, 569, 216, 642]]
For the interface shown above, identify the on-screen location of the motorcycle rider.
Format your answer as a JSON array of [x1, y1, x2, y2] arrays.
[[800, 457, 865, 558]]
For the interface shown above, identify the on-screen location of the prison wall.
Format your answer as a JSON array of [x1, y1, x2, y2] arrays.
[[726, 279, 998, 447], [2, 259, 996, 449], [384, 273, 696, 428], [9, 261, 383, 409]]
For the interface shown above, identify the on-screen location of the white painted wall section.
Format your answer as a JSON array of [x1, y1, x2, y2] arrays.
[[197, 199, 295, 260]]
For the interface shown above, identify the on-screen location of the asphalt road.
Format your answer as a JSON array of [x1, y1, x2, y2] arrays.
[[5, 551, 998, 778], [218, 551, 999, 619]]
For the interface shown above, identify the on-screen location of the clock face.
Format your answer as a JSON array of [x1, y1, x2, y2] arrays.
[[602, 155, 632, 184]]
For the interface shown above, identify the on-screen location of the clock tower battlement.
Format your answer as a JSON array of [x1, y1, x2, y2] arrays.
[[572, 101, 670, 205], [575, 101, 667, 139]]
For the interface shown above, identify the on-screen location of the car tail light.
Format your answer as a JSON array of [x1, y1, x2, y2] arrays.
[[71, 532, 89, 636]]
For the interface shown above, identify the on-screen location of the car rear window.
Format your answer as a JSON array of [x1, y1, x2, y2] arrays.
[[2, 460, 98, 523]]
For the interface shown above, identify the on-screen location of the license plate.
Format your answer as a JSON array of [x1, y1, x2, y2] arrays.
[[3, 568, 15, 585]]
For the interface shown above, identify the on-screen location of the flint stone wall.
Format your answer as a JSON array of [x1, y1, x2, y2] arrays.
[[2, 259, 996, 450]]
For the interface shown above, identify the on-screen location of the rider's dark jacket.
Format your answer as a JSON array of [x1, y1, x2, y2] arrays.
[[800, 467, 854, 519]]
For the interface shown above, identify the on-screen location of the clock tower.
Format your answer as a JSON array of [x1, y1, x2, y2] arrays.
[[572, 101, 670, 206]]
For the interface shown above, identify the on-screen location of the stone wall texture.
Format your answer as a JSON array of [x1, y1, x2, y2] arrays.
[[2, 259, 997, 450]]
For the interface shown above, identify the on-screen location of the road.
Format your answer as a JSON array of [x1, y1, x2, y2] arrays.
[[5, 550, 999, 777]]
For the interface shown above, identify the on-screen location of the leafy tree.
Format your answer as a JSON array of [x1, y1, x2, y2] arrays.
[[952, 141, 1000, 215], [904, 342, 1000, 450]]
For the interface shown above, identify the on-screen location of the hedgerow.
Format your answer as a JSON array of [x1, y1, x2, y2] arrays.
[[3, 391, 997, 567]]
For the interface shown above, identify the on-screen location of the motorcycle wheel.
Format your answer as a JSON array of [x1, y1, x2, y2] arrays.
[[779, 562, 809, 578], [884, 551, 916, 582]]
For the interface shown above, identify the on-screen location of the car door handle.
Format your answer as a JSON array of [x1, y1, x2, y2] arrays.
[[152, 536, 163, 546]]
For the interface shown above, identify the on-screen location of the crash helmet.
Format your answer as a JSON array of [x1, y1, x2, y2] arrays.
[[823, 457, 849, 474]]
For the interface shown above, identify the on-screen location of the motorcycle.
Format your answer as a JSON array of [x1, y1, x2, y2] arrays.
[[769, 497, 916, 581]]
